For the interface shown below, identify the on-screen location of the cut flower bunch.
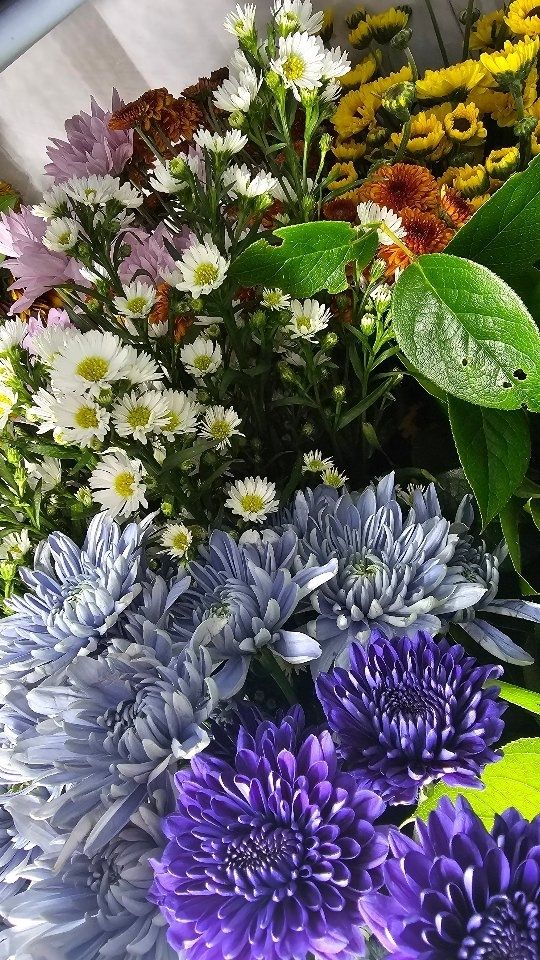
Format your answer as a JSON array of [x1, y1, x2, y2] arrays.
[[0, 1, 540, 959]]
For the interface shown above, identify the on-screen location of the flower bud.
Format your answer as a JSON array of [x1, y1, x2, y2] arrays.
[[265, 70, 281, 92], [320, 8, 334, 42], [161, 500, 174, 517], [333, 384, 346, 401], [346, 6, 368, 29], [278, 362, 296, 383], [381, 81, 416, 122], [251, 309, 266, 328], [322, 332, 338, 350], [361, 313, 376, 335], [459, 6, 480, 25], [169, 156, 188, 179], [390, 27, 413, 50], [301, 421, 315, 437], [229, 110, 246, 129], [514, 116, 538, 140], [485, 145, 520, 179], [97, 387, 113, 407]]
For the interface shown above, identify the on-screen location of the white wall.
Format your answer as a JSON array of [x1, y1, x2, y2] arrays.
[[0, 0, 499, 199]]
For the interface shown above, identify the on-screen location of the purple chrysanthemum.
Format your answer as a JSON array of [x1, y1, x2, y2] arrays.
[[316, 632, 505, 805], [150, 707, 388, 960], [360, 796, 540, 959], [45, 90, 133, 182]]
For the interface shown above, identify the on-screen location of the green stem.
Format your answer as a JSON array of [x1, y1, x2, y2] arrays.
[[258, 649, 297, 705], [422, 0, 449, 66], [393, 117, 412, 164], [404, 46, 419, 83], [461, 0, 476, 60]]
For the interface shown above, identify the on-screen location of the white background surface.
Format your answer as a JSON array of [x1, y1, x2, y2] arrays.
[[0, 0, 498, 199]]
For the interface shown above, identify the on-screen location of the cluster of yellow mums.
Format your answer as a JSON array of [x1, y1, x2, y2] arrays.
[[331, 1, 540, 209]]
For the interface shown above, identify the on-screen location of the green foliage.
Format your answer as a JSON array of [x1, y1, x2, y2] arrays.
[[486, 679, 540, 715], [230, 222, 378, 297], [448, 398, 530, 527], [392, 254, 540, 411], [414, 738, 540, 828]]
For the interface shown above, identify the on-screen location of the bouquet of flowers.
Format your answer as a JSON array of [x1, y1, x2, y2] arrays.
[[0, 2, 540, 958]]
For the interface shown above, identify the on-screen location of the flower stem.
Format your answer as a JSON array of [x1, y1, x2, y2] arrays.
[[392, 118, 412, 164], [461, 0, 476, 59], [422, 0, 449, 66], [258, 648, 297, 705]]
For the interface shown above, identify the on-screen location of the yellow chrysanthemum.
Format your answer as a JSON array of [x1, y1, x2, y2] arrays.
[[481, 37, 540, 88], [472, 65, 537, 125], [441, 164, 490, 198], [340, 54, 378, 89], [469, 193, 491, 211], [328, 161, 358, 191], [346, 4, 368, 29], [532, 119, 540, 154], [320, 8, 334, 42], [485, 146, 521, 178], [470, 11, 510, 52], [415, 60, 487, 101], [333, 65, 412, 137], [390, 109, 448, 159], [333, 138, 367, 160], [367, 7, 410, 43], [506, 0, 540, 37], [443, 102, 487, 144], [349, 19, 372, 48], [357, 65, 413, 113]]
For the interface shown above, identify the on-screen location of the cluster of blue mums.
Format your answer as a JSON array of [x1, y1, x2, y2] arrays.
[[0, 475, 538, 960]]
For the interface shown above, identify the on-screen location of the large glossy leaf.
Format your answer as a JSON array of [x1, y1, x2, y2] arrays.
[[447, 155, 540, 317], [414, 738, 540, 828], [229, 222, 378, 297], [448, 397, 530, 526], [486, 679, 540, 715], [392, 254, 540, 410]]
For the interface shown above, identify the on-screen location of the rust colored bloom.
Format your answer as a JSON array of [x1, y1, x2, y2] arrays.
[[182, 68, 229, 101], [109, 88, 203, 168], [358, 163, 440, 213], [380, 207, 453, 276], [149, 283, 171, 329], [173, 313, 194, 342], [439, 186, 474, 228], [323, 196, 359, 221], [109, 88, 173, 131]]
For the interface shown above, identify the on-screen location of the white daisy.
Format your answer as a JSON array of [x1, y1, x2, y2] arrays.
[[200, 405, 243, 449], [63, 174, 116, 206], [193, 128, 248, 157], [123, 347, 164, 387], [225, 476, 280, 523], [25, 456, 62, 493], [28, 324, 73, 365], [149, 159, 189, 194], [0, 318, 27, 352], [284, 298, 332, 341], [0, 384, 17, 429], [50, 330, 131, 397], [356, 201, 406, 246], [271, 33, 326, 99], [0, 530, 32, 562], [320, 80, 342, 103], [161, 522, 193, 559], [224, 3, 257, 39], [112, 389, 170, 443], [214, 65, 261, 113], [222, 164, 278, 199], [322, 47, 351, 80], [110, 181, 144, 208], [179, 336, 222, 378], [113, 281, 157, 319], [160, 389, 200, 438], [261, 288, 291, 311], [321, 466, 348, 488], [89, 448, 148, 519], [370, 283, 393, 310], [302, 449, 334, 473], [42, 217, 79, 252], [32, 184, 69, 220], [29, 389, 110, 447], [174, 238, 229, 298], [273, 0, 324, 35]]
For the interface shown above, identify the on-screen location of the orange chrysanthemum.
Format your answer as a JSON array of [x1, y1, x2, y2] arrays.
[[323, 197, 360, 221], [357, 163, 440, 213], [380, 207, 454, 276], [174, 314, 194, 343], [149, 284, 171, 329], [182, 68, 229, 101], [110, 89, 203, 168], [439, 187, 474, 228]]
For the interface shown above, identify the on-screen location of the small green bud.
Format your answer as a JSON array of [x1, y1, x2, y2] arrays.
[[390, 28, 413, 49], [205, 323, 221, 338], [278, 362, 296, 383], [322, 332, 338, 350], [44, 494, 60, 515], [169, 156, 188, 179], [319, 132, 332, 157], [459, 5, 480, 25], [97, 387, 113, 407], [75, 486, 93, 508], [366, 126, 389, 148], [190, 297, 204, 313], [229, 110, 246, 129], [381, 81, 416, 122], [265, 70, 281, 92], [301, 421, 315, 437], [0, 561, 16, 582], [361, 313, 376, 335], [251, 309, 266, 328], [161, 500, 174, 517], [333, 385, 346, 402], [197, 389, 211, 404], [515, 116, 538, 139]]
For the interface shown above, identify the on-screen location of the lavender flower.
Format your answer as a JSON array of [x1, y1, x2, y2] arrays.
[[176, 529, 337, 698], [16, 641, 218, 854], [150, 707, 388, 960], [360, 796, 540, 960], [2, 800, 176, 960], [45, 90, 133, 182], [0, 790, 43, 925], [0, 513, 151, 686], [276, 474, 540, 669], [317, 632, 505, 805], [119, 223, 192, 285]]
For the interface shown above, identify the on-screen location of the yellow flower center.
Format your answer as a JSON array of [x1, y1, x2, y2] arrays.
[[172, 531, 191, 551], [296, 315, 313, 330], [76, 356, 109, 382], [166, 412, 181, 432], [0, 392, 13, 408], [265, 292, 283, 307], [113, 471, 135, 498], [193, 263, 219, 287], [239, 493, 266, 513], [283, 53, 306, 82], [126, 296, 148, 314], [209, 418, 231, 441], [58, 230, 72, 245], [193, 354, 212, 371], [74, 405, 99, 429], [126, 405, 151, 429]]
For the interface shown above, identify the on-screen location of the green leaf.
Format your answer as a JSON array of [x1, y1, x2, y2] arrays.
[[446, 155, 540, 317], [414, 738, 540, 828], [499, 496, 536, 593], [0, 191, 18, 214], [229, 222, 378, 297], [529, 498, 540, 530], [392, 254, 540, 411], [486, 679, 540, 715], [448, 397, 530, 527]]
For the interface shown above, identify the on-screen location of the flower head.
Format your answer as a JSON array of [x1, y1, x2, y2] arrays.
[[317, 632, 505, 805], [0, 317, 26, 353], [506, 0, 540, 36], [113, 280, 157, 319], [261, 288, 291, 311], [29, 388, 110, 447], [222, 163, 278, 199], [360, 797, 540, 960], [358, 162, 440, 213], [225, 476, 280, 523], [303, 449, 334, 473], [22, 306, 73, 360], [193, 128, 247, 156], [285, 298, 332, 340], [180, 335, 222, 378], [89, 448, 148, 518], [50, 330, 132, 398], [357, 201, 406, 245], [380, 207, 453, 276], [45, 90, 133, 182], [200, 404, 243, 449], [481, 37, 540, 89], [273, 0, 324, 36], [160, 388, 199, 437], [173, 237, 229, 298], [0, 384, 17, 430], [112, 389, 170, 443], [415, 60, 487, 100], [224, 3, 257, 40], [214, 56, 261, 113], [150, 708, 388, 960], [25, 456, 62, 493], [32, 183, 69, 219], [271, 33, 326, 100], [161, 522, 193, 559]]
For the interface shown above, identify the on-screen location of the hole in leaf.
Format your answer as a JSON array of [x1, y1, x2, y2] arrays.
[[461, 358, 468, 366], [502, 381, 512, 389], [513, 369, 527, 380], [522, 403, 529, 411]]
